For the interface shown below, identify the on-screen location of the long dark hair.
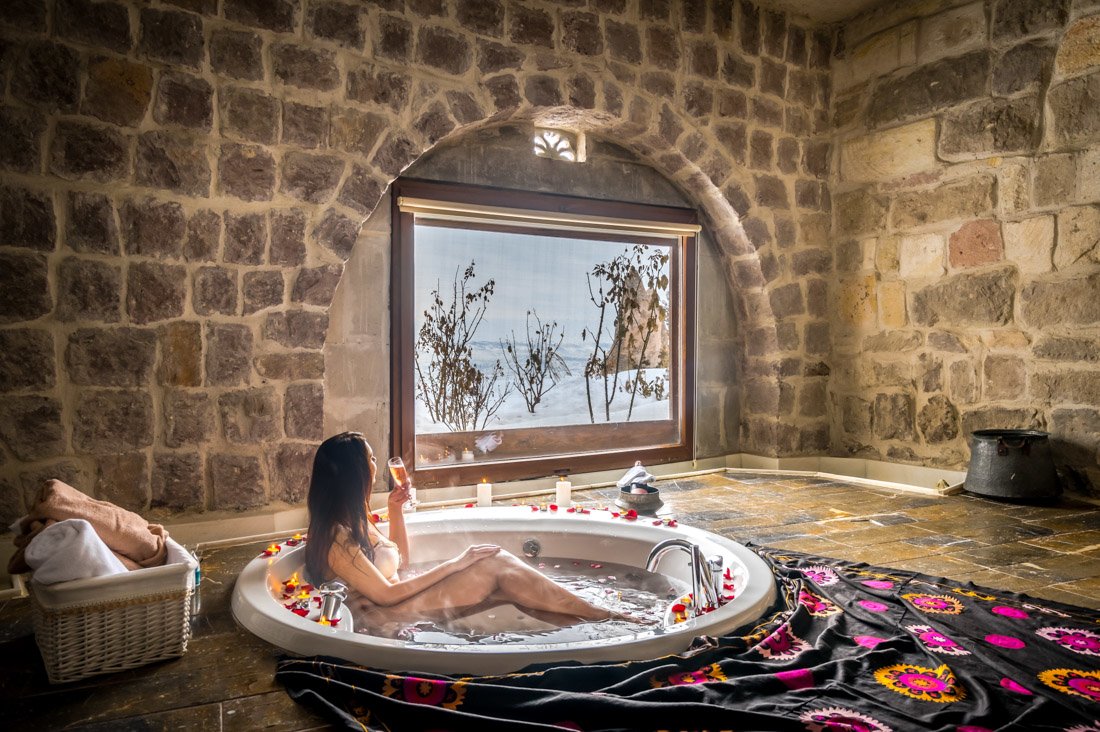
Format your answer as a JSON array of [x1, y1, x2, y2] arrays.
[[304, 432, 376, 584]]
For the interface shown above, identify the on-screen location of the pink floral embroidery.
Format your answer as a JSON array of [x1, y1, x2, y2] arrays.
[[859, 600, 889, 612], [799, 590, 842, 617], [776, 668, 814, 690], [854, 635, 887, 648], [1036, 627, 1100, 656], [906, 625, 970, 656], [1000, 677, 1032, 695], [800, 705, 893, 732], [991, 606, 1029, 619], [985, 634, 1025, 649], [754, 623, 811, 660]]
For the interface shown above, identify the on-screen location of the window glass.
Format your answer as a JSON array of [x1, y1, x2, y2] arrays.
[[392, 181, 697, 486]]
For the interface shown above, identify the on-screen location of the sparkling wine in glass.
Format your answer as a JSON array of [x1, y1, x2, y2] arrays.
[[387, 457, 417, 509]]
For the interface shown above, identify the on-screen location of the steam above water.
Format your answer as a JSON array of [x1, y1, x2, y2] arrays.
[[351, 557, 687, 646]]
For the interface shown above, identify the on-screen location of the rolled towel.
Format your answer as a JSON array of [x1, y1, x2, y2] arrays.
[[25, 519, 129, 585], [616, 460, 656, 489], [8, 479, 168, 574]]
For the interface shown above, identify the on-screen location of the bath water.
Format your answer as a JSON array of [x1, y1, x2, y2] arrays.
[[351, 557, 689, 646]]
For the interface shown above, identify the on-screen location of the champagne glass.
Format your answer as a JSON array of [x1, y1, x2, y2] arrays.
[[387, 457, 417, 510]]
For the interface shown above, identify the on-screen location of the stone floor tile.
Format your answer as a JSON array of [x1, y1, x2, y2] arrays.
[[886, 554, 984, 579], [1045, 574, 1100, 597], [1022, 529, 1100, 552], [950, 568, 1049, 593], [821, 523, 934, 546], [959, 523, 1056, 545], [840, 540, 940, 564], [1024, 512, 1100, 533], [954, 541, 1066, 567], [1014, 556, 1100, 584], [1025, 584, 1100, 610], [901, 534, 984, 550], [765, 536, 859, 556]]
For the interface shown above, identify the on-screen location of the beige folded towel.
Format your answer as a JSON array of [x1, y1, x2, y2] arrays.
[[8, 479, 168, 575]]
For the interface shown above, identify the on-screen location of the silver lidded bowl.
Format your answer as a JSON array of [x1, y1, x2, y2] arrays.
[[614, 483, 663, 514]]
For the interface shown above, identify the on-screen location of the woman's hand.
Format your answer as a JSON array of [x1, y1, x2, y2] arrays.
[[450, 544, 500, 571], [387, 481, 411, 511]]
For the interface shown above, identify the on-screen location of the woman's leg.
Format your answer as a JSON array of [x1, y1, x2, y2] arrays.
[[379, 550, 613, 622]]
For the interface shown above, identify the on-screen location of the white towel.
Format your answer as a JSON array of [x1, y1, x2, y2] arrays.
[[616, 461, 656, 489], [25, 518, 129, 585]]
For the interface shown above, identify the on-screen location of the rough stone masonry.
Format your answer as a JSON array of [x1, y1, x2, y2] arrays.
[[0, 0, 1096, 523], [829, 0, 1100, 491]]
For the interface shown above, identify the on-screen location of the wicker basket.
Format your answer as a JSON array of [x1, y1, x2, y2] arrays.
[[29, 538, 198, 684]]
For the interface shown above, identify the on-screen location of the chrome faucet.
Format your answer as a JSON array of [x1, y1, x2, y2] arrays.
[[645, 539, 721, 615]]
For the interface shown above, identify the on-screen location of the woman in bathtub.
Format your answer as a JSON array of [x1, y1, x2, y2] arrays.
[[304, 432, 635, 625]]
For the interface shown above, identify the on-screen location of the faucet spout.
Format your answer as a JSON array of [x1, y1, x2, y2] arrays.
[[645, 539, 720, 615]]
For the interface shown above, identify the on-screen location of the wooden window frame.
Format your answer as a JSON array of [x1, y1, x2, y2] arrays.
[[390, 178, 698, 487]]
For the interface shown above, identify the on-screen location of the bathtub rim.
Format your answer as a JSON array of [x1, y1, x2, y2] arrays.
[[231, 507, 777, 674]]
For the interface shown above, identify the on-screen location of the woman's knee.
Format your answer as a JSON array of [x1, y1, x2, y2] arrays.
[[480, 549, 528, 574]]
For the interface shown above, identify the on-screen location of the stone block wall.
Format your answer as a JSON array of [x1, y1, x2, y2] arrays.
[[0, 0, 832, 521], [830, 0, 1100, 488]]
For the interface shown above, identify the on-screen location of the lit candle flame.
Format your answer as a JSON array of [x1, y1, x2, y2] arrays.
[[292, 533, 302, 541], [481, 477, 488, 483], [297, 590, 310, 601], [267, 543, 280, 553], [318, 615, 331, 626]]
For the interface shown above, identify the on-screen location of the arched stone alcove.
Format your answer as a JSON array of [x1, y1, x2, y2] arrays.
[[323, 122, 752, 472]]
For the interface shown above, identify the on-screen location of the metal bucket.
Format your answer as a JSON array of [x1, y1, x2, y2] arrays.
[[965, 429, 1060, 501]]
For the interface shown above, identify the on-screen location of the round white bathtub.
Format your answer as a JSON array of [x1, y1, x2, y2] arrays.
[[231, 507, 776, 674]]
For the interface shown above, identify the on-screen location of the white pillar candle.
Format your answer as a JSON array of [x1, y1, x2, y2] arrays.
[[461, 448, 474, 462], [555, 479, 572, 507], [477, 480, 492, 507]]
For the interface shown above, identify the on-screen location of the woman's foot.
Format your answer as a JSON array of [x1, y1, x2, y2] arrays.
[[607, 609, 658, 625]]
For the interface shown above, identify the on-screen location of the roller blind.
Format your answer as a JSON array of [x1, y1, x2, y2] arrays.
[[397, 196, 702, 240]]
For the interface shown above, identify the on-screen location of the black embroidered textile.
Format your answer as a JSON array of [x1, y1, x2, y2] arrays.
[[276, 547, 1100, 731]]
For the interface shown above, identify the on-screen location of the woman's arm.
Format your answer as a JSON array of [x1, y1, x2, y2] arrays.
[[384, 485, 411, 569], [328, 539, 499, 607]]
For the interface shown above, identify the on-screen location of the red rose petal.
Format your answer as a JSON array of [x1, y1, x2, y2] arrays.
[[292, 608, 308, 617], [465, 503, 474, 508], [671, 603, 687, 613], [549, 504, 558, 511]]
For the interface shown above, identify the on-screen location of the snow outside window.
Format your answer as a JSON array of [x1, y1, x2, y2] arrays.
[[390, 179, 698, 488]]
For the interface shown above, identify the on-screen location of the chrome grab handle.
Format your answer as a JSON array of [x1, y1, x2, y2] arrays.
[[319, 580, 348, 621]]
